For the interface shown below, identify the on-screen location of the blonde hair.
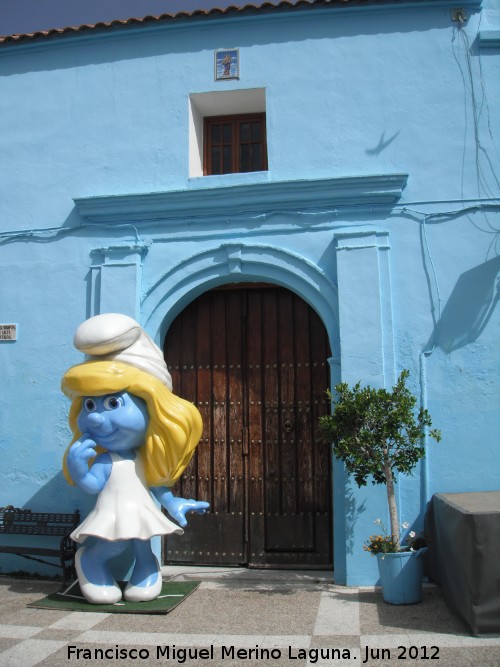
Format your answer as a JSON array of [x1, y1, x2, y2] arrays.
[[61, 361, 202, 488]]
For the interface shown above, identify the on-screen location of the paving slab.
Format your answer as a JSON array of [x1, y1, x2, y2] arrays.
[[0, 568, 498, 667]]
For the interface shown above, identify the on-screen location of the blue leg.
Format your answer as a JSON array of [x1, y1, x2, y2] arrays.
[[76, 539, 128, 604], [124, 538, 162, 602]]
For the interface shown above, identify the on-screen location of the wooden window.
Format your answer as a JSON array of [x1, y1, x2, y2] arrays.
[[204, 113, 268, 175]]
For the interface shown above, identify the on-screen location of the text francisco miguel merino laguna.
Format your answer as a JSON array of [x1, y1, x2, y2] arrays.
[[67, 644, 356, 663]]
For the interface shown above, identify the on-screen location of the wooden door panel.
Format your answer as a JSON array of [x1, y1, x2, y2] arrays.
[[166, 512, 245, 565], [226, 291, 246, 520], [247, 288, 264, 523], [249, 514, 330, 567], [163, 284, 332, 568], [265, 514, 314, 551]]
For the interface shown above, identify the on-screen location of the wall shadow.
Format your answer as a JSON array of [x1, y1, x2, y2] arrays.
[[426, 256, 500, 353], [0, 7, 457, 76], [344, 479, 366, 556], [23, 471, 92, 516]]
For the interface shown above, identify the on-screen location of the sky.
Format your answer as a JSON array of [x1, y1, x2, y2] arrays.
[[0, 0, 252, 36]]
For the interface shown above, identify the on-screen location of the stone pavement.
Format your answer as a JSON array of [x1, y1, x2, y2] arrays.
[[0, 567, 499, 667]]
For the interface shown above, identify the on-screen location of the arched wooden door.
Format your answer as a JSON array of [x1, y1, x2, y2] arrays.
[[163, 283, 332, 568]]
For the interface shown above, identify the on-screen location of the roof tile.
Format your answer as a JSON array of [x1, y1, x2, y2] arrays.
[[0, 1, 439, 45]]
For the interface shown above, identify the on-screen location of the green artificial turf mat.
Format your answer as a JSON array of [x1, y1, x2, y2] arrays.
[[28, 579, 200, 614]]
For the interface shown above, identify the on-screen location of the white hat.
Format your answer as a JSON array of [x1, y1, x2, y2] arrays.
[[73, 313, 172, 391]]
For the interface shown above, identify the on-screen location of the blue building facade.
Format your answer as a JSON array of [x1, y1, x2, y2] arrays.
[[0, 0, 499, 585]]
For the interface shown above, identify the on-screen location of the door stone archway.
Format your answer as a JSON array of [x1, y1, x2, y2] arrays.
[[163, 283, 332, 568]]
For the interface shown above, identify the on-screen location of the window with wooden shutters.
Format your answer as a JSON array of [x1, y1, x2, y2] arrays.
[[204, 113, 268, 175]]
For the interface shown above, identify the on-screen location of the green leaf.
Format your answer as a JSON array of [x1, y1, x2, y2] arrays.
[[316, 370, 440, 489]]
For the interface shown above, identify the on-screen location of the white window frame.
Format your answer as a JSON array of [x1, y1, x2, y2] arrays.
[[189, 88, 266, 178]]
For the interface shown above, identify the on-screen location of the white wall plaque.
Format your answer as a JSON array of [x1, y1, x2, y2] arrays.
[[0, 324, 17, 341]]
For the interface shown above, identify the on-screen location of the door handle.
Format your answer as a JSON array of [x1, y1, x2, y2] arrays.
[[283, 419, 293, 433]]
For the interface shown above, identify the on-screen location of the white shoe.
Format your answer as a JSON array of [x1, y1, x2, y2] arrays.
[[75, 548, 122, 605], [124, 557, 163, 602]]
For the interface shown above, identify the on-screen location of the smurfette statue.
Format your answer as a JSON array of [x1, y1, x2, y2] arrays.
[[62, 313, 208, 605]]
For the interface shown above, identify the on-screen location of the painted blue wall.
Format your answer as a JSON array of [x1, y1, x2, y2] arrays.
[[0, 0, 498, 585]]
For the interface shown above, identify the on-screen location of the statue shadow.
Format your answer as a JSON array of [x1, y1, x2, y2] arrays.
[[24, 472, 92, 517]]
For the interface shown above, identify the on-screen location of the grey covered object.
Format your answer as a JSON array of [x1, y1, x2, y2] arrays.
[[426, 492, 500, 636]]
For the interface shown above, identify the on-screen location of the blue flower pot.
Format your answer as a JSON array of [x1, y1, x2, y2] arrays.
[[376, 549, 427, 605]]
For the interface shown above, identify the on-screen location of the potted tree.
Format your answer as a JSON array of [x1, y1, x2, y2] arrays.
[[318, 370, 441, 604]]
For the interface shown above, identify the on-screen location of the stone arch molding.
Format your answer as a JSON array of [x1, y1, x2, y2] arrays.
[[142, 242, 340, 358]]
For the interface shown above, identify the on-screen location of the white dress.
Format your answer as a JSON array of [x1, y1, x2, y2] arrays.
[[71, 452, 183, 542]]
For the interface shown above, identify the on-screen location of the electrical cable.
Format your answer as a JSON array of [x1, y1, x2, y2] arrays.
[[452, 19, 500, 210]]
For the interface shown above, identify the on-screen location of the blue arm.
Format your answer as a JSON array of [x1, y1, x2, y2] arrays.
[[66, 437, 111, 494], [151, 487, 210, 527]]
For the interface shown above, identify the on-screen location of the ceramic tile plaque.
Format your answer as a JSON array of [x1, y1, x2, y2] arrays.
[[215, 49, 239, 80]]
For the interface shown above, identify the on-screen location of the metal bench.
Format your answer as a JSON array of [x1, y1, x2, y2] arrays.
[[0, 505, 80, 585]]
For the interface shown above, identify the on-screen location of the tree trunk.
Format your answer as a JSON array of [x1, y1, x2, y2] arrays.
[[383, 451, 400, 551]]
